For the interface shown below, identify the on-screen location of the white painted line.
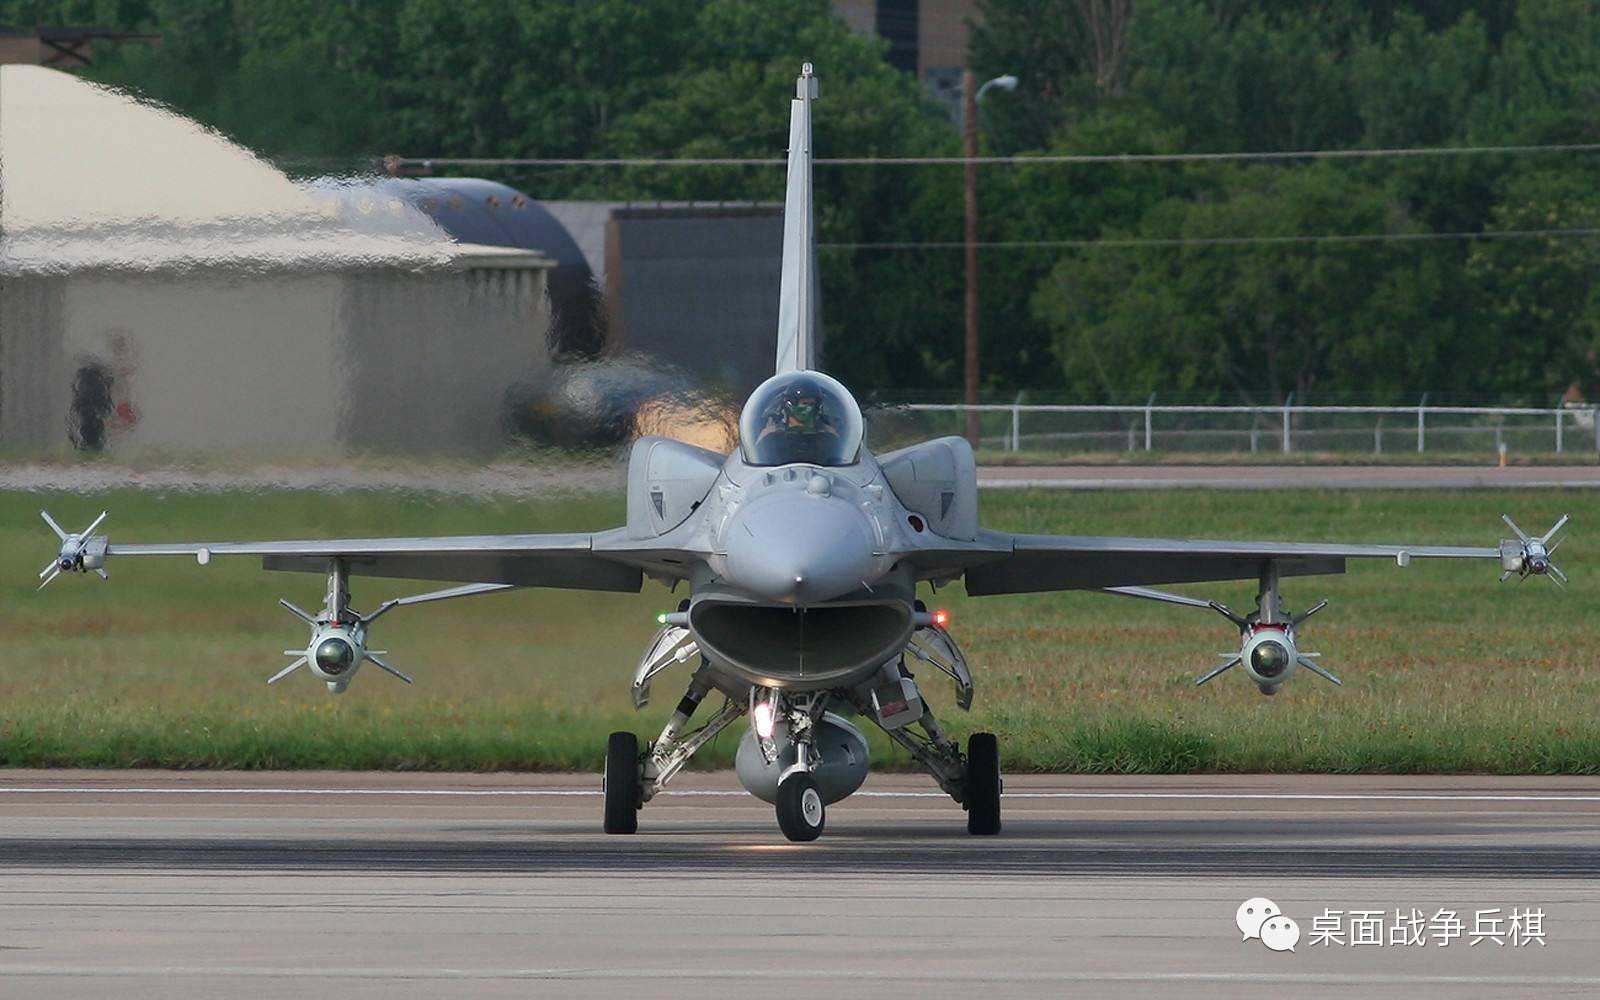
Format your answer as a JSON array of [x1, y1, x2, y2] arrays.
[[0, 786, 610, 797], [0, 787, 1597, 803], [1009, 791, 1600, 802]]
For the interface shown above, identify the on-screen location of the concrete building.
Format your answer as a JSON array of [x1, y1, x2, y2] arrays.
[[0, 25, 159, 68], [0, 65, 553, 456], [603, 204, 782, 393], [834, 0, 978, 111], [370, 186, 784, 396], [540, 202, 782, 394], [377, 178, 602, 359]]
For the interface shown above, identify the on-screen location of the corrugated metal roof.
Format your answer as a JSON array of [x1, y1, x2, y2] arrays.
[[394, 178, 587, 268], [0, 66, 472, 275]]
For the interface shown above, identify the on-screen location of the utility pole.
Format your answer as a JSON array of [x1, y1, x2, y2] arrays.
[[961, 72, 1016, 450], [962, 69, 981, 449], [953, 70, 979, 444]]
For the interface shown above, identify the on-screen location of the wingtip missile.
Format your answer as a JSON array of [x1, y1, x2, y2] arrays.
[[35, 509, 111, 587], [1499, 513, 1571, 586]]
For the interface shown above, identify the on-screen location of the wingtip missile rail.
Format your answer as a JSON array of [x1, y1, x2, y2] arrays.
[[37, 509, 109, 589], [1499, 513, 1570, 586]]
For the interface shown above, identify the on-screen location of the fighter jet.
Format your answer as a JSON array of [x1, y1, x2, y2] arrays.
[[39, 64, 1568, 842]]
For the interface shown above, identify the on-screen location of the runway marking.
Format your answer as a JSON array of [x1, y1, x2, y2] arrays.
[[0, 787, 1598, 803]]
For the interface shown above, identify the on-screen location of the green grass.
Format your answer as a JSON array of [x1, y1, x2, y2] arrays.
[[2, 487, 1596, 774]]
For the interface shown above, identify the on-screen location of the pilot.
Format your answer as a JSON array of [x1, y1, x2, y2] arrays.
[[757, 380, 840, 443]]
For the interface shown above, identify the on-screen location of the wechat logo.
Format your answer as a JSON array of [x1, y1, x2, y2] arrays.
[[1237, 897, 1300, 953]]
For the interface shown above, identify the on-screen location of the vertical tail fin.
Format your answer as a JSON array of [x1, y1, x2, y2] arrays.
[[775, 63, 819, 374]]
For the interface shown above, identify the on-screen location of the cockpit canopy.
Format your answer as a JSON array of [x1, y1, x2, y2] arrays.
[[739, 371, 863, 467]]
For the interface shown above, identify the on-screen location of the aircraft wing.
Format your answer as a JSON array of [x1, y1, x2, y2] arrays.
[[961, 531, 1503, 595], [106, 533, 644, 591]]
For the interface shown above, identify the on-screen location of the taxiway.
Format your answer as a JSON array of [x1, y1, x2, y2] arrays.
[[0, 770, 1594, 998]]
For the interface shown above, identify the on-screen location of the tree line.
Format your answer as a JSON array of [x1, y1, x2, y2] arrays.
[[6, 0, 1598, 404]]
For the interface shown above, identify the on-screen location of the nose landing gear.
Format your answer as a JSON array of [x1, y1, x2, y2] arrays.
[[776, 771, 826, 841]]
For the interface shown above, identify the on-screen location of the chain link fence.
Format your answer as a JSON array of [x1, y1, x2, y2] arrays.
[[866, 402, 1600, 458]]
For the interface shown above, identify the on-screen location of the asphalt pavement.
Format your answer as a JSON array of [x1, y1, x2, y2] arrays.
[[0, 769, 1595, 998]]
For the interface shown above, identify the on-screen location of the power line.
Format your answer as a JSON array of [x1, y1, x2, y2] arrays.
[[400, 156, 783, 167], [821, 228, 1600, 250], [393, 141, 1600, 169]]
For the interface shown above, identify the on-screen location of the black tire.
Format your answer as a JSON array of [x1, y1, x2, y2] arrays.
[[965, 732, 1001, 835], [603, 731, 641, 834], [775, 772, 826, 842]]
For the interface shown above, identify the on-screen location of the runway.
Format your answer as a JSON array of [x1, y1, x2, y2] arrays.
[[0, 770, 1595, 998], [978, 464, 1600, 490]]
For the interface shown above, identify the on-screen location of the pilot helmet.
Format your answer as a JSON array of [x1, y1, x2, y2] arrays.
[[776, 380, 825, 431]]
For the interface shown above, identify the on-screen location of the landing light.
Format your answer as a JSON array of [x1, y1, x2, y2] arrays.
[[752, 698, 776, 740]]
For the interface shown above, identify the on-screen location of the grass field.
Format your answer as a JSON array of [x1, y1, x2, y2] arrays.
[[2, 487, 1595, 774]]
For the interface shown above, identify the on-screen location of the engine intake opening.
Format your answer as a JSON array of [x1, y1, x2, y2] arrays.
[[690, 600, 911, 687]]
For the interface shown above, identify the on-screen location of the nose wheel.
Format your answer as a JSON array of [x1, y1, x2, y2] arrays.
[[603, 731, 642, 834], [964, 732, 1001, 835], [775, 772, 826, 841]]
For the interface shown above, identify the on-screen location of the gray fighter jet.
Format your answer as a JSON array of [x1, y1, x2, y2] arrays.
[[40, 64, 1568, 842]]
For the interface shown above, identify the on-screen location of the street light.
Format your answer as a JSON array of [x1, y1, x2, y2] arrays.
[[962, 72, 1017, 449], [976, 74, 1019, 102]]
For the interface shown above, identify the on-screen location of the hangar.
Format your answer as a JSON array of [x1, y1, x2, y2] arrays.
[[0, 65, 554, 455]]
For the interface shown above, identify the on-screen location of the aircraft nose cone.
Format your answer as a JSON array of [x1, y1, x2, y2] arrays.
[[725, 490, 877, 604]]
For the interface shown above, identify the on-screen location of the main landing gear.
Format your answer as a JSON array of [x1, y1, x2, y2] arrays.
[[863, 661, 1002, 836], [603, 720, 1002, 841], [603, 731, 641, 835], [603, 645, 1003, 840], [964, 732, 1001, 835]]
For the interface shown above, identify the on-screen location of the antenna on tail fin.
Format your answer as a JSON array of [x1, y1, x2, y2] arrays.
[[775, 63, 819, 374]]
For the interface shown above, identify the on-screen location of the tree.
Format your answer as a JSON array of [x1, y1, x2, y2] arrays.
[[3, 0, 965, 392], [1033, 164, 1462, 403], [13, 0, 1600, 401], [1466, 170, 1600, 402]]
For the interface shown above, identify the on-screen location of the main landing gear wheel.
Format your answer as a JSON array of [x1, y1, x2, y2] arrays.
[[603, 731, 641, 834], [965, 732, 1001, 836], [775, 772, 826, 842]]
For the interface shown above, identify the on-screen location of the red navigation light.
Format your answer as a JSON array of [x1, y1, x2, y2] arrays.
[[932, 609, 950, 628]]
